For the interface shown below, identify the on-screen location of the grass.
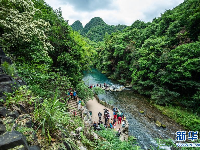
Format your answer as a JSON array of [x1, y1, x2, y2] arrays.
[[154, 104, 200, 131]]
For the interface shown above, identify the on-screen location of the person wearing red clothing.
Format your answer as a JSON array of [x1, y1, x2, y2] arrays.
[[114, 114, 117, 121], [118, 116, 122, 124]]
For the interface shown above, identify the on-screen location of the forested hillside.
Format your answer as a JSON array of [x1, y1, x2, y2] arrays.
[[0, 0, 95, 149], [71, 17, 127, 42], [95, 0, 200, 113], [71, 20, 83, 32], [0, 0, 95, 88]]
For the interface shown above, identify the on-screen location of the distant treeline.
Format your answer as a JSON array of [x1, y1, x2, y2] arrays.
[[71, 17, 127, 42]]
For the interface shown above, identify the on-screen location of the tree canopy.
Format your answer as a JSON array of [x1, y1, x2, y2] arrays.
[[94, 0, 200, 113]]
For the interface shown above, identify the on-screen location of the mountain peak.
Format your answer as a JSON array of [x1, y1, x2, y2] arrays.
[[82, 17, 107, 34], [71, 20, 83, 32]]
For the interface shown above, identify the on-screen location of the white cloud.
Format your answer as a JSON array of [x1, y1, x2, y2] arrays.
[[44, 0, 184, 26]]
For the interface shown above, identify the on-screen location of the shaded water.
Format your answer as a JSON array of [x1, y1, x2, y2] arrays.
[[83, 69, 185, 149]]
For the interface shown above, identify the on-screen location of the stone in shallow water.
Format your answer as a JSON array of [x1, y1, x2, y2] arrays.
[[161, 124, 166, 128], [155, 120, 162, 127], [139, 110, 144, 114]]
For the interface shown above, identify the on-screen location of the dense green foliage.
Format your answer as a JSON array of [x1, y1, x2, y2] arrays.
[[95, 125, 141, 150], [95, 0, 200, 113], [0, 0, 95, 149], [154, 104, 200, 131], [1, 0, 200, 148], [0, 0, 142, 149], [0, 0, 95, 86], [71, 17, 127, 42]]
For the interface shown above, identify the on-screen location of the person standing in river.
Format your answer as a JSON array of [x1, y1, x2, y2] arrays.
[[104, 83, 106, 88]]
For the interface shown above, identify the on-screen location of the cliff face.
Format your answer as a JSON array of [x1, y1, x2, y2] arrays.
[[0, 47, 40, 150], [0, 47, 98, 150], [0, 46, 14, 100]]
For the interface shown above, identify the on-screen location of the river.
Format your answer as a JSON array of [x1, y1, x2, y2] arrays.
[[83, 69, 185, 149]]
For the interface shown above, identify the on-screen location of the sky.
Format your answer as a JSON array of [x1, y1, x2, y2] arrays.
[[44, 0, 184, 27]]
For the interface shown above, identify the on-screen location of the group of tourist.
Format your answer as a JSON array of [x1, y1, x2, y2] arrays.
[[113, 107, 124, 124], [89, 83, 108, 89], [66, 88, 81, 118], [67, 87, 123, 137], [93, 107, 124, 137], [67, 88, 77, 103]]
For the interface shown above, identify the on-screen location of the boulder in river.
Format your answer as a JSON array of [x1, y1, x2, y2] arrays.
[[155, 120, 162, 127], [161, 124, 166, 128], [139, 110, 144, 114]]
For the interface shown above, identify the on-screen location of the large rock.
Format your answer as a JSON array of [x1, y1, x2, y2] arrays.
[[0, 106, 7, 117], [29, 145, 41, 150], [91, 131, 98, 140], [0, 74, 12, 83], [0, 124, 6, 135], [0, 82, 13, 95], [1, 57, 12, 65], [0, 131, 29, 150], [7, 110, 19, 119], [76, 127, 83, 134]]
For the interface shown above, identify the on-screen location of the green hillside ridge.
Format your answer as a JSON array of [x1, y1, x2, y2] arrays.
[[71, 17, 127, 41], [82, 17, 107, 35], [71, 20, 83, 32]]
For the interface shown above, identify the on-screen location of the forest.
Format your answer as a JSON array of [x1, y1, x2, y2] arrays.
[[93, 0, 200, 114], [0, 0, 138, 149], [0, 0, 200, 149]]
